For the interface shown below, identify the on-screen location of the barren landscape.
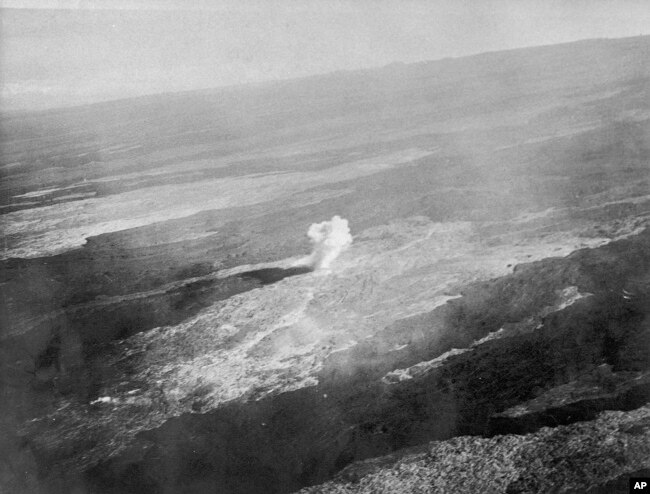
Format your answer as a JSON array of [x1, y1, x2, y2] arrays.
[[1, 35, 650, 493]]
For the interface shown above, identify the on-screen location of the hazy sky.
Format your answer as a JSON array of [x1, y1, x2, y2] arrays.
[[2, 0, 650, 111]]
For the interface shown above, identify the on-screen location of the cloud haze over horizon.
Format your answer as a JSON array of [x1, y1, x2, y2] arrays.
[[2, 0, 650, 111]]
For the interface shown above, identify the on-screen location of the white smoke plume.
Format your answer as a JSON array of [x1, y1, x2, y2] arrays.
[[304, 215, 352, 271]]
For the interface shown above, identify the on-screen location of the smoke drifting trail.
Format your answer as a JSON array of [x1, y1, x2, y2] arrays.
[[304, 215, 353, 271]]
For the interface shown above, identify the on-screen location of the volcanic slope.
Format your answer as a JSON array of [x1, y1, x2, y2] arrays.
[[1, 36, 649, 493]]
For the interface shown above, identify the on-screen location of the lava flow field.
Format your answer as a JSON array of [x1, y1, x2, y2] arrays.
[[1, 36, 650, 494]]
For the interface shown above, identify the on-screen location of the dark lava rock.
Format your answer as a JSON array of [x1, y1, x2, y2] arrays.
[[300, 405, 650, 493]]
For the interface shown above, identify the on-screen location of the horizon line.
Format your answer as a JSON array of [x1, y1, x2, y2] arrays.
[[2, 33, 648, 116]]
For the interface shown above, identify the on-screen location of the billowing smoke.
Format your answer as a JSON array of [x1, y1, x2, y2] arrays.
[[304, 215, 352, 271]]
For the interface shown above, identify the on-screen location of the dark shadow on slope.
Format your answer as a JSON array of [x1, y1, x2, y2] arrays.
[[238, 265, 313, 285], [488, 379, 650, 435]]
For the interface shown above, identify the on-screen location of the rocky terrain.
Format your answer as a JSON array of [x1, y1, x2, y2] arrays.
[[300, 405, 650, 494], [1, 36, 649, 493]]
